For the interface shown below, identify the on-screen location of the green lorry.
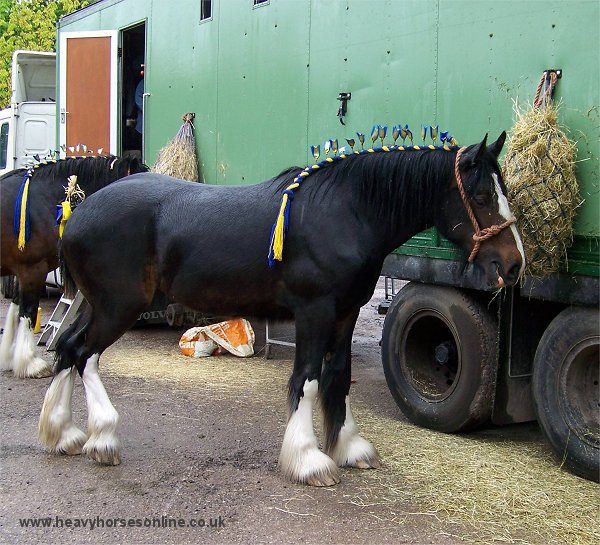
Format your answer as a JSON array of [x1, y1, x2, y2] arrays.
[[56, 0, 598, 480]]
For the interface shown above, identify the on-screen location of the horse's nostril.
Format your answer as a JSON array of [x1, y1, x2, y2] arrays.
[[506, 263, 520, 281]]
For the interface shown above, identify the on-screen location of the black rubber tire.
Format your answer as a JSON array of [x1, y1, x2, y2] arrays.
[[1, 275, 18, 300], [532, 306, 599, 482], [381, 283, 498, 432]]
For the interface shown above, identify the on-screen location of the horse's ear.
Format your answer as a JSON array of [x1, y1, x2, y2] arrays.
[[461, 133, 488, 167], [487, 131, 507, 158]]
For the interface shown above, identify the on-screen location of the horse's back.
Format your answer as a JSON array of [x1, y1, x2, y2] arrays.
[[61, 172, 288, 316]]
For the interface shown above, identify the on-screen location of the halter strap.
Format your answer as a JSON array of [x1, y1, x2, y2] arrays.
[[454, 147, 516, 262]]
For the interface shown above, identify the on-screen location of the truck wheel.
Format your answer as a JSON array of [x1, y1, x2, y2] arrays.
[[1, 276, 18, 300], [381, 283, 498, 432], [532, 306, 599, 482]]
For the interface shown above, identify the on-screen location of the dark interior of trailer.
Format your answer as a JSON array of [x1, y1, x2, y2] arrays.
[[121, 23, 146, 160]]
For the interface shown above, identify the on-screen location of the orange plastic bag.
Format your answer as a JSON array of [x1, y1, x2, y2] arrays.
[[179, 318, 255, 358]]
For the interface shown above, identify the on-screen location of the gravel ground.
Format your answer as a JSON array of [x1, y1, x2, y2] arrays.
[[0, 281, 595, 545]]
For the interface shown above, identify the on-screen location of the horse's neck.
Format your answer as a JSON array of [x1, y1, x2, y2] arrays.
[[348, 163, 447, 255]]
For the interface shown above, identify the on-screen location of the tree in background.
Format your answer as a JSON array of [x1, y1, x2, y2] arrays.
[[0, 0, 91, 108]]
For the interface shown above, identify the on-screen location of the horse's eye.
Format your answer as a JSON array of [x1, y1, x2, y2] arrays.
[[473, 194, 491, 207]]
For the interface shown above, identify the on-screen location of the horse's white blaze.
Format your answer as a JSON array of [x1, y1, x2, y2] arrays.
[[278, 379, 339, 484], [81, 354, 121, 465], [493, 174, 526, 277], [12, 317, 53, 378], [328, 396, 379, 468], [39, 367, 87, 454], [0, 302, 19, 371]]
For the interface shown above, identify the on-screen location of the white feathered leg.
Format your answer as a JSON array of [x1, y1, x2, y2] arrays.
[[278, 379, 340, 486], [327, 396, 380, 469], [0, 302, 19, 371], [81, 354, 121, 465], [12, 317, 53, 378], [39, 367, 87, 454]]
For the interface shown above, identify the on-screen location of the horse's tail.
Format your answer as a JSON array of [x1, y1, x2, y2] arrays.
[[53, 308, 89, 375], [58, 239, 78, 299]]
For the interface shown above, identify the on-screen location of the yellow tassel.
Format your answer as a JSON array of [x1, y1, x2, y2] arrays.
[[272, 194, 289, 262], [271, 182, 300, 262], [58, 201, 72, 238], [17, 178, 30, 251], [34, 306, 42, 334]]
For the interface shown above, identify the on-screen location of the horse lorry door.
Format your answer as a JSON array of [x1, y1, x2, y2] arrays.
[[59, 31, 118, 155]]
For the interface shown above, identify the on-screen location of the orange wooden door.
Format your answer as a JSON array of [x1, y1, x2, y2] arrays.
[[59, 31, 117, 155]]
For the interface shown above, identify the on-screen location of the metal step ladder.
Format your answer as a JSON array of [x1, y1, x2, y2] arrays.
[[37, 291, 84, 350]]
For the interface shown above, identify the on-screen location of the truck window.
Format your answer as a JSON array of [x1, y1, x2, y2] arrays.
[[0, 122, 8, 169], [200, 0, 211, 20]]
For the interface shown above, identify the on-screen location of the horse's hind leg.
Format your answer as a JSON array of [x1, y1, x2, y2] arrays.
[[40, 305, 130, 465], [76, 297, 149, 465], [12, 269, 52, 378], [39, 368, 88, 455], [321, 310, 380, 469], [278, 298, 340, 486], [80, 351, 121, 465], [39, 313, 88, 455], [0, 299, 19, 371]]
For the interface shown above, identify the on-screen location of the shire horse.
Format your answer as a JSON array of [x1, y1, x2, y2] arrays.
[[39, 133, 524, 486], [0, 155, 148, 378]]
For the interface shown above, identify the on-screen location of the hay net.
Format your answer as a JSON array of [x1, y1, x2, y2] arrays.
[[151, 112, 200, 182], [503, 70, 581, 277]]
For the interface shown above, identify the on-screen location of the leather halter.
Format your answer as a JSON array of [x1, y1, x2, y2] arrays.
[[454, 147, 516, 262]]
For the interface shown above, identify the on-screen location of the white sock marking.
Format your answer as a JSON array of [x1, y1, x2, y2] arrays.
[[278, 379, 338, 484], [82, 354, 121, 464], [0, 302, 19, 371], [39, 367, 86, 454], [328, 396, 379, 468], [12, 317, 52, 378]]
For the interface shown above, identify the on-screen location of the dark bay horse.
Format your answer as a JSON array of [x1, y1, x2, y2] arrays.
[[0, 155, 147, 378], [39, 133, 524, 485]]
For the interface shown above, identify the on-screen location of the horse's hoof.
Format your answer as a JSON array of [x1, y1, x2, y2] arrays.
[[305, 472, 341, 487], [83, 436, 121, 466], [279, 446, 341, 487], [85, 446, 121, 466], [329, 434, 381, 470], [351, 453, 381, 470], [56, 426, 88, 456]]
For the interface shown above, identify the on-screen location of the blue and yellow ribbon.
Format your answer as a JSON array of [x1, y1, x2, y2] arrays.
[[13, 170, 32, 251]]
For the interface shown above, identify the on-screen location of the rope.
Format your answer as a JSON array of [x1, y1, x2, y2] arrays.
[[533, 70, 558, 109], [454, 147, 516, 262]]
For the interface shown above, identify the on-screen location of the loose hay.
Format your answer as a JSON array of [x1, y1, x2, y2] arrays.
[[503, 102, 581, 276], [351, 407, 600, 544], [101, 345, 600, 545], [151, 112, 200, 182]]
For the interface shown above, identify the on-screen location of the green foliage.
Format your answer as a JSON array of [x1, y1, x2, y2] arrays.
[[0, 0, 91, 108]]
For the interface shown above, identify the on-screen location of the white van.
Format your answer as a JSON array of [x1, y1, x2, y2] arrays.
[[0, 50, 56, 176]]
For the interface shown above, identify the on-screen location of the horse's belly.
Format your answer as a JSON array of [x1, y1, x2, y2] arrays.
[[161, 271, 288, 319]]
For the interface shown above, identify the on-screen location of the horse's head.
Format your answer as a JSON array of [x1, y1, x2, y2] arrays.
[[113, 155, 149, 179], [437, 132, 525, 289]]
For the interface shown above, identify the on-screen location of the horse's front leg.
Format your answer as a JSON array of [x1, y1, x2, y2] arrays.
[[13, 272, 52, 378], [0, 296, 20, 372], [321, 309, 380, 469], [278, 298, 340, 486]]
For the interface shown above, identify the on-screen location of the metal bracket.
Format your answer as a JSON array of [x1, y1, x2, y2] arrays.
[[337, 92, 351, 125]]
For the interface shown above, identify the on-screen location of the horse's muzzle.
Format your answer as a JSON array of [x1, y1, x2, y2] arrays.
[[493, 259, 522, 288]]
